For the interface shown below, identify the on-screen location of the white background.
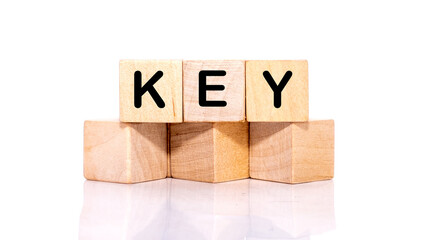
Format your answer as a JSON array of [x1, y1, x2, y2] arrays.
[[1, 0, 426, 239]]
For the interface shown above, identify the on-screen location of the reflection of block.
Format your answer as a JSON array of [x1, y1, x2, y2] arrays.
[[183, 60, 245, 122], [170, 122, 249, 183], [79, 180, 169, 240], [248, 180, 335, 238], [84, 121, 167, 183], [246, 60, 308, 122], [250, 120, 334, 183], [120, 60, 182, 122], [165, 179, 249, 239]]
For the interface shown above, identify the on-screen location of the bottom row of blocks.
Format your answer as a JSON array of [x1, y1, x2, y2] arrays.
[[84, 120, 334, 184]]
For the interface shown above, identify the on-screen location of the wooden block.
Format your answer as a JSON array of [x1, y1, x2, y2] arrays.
[[249, 179, 335, 238], [250, 120, 334, 183], [246, 60, 309, 122], [170, 122, 249, 182], [167, 123, 171, 177], [79, 180, 169, 239], [183, 60, 245, 122], [120, 60, 182, 122], [84, 121, 167, 183]]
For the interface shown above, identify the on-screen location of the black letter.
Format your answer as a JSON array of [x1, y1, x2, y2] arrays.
[[263, 71, 292, 108], [134, 71, 165, 108], [199, 70, 227, 107]]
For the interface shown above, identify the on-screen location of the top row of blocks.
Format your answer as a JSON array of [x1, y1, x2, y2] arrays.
[[120, 60, 308, 122]]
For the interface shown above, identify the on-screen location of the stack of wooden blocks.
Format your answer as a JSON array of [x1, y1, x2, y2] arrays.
[[84, 60, 334, 184]]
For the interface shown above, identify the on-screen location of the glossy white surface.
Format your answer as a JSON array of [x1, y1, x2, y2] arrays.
[[79, 179, 335, 240], [2, 0, 427, 239]]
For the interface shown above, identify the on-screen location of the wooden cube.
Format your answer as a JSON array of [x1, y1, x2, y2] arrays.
[[170, 122, 249, 183], [183, 60, 245, 122], [250, 120, 334, 183], [120, 60, 182, 122], [166, 123, 171, 177], [246, 60, 309, 122], [84, 121, 167, 183]]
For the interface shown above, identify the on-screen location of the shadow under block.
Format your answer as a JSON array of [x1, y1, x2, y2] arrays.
[[250, 120, 334, 183], [120, 60, 182, 122], [84, 121, 167, 183], [183, 60, 245, 122], [246, 60, 308, 122], [170, 122, 249, 183]]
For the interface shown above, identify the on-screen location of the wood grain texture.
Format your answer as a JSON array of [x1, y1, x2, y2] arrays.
[[183, 60, 245, 122], [120, 60, 182, 122], [250, 120, 334, 183], [84, 121, 167, 183], [167, 123, 171, 177], [170, 122, 249, 183], [246, 60, 308, 122], [170, 123, 215, 182], [213, 122, 249, 181]]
